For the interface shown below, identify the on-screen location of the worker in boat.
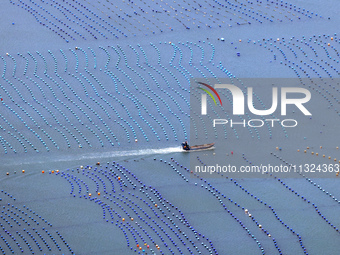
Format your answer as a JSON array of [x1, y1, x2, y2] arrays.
[[182, 141, 190, 150]]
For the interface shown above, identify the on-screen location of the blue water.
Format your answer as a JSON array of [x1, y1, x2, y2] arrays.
[[1, 0, 340, 254]]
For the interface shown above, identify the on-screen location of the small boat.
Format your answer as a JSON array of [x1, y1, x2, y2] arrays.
[[181, 142, 215, 151]]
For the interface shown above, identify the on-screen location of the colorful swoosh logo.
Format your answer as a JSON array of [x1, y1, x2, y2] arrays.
[[197, 82, 222, 106]]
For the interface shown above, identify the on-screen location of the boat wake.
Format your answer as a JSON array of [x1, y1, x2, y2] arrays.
[[77, 146, 183, 160], [3, 146, 184, 167]]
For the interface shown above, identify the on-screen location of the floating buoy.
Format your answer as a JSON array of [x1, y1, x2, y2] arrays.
[[96, 162, 100, 165], [51, 170, 54, 173], [22, 170, 25, 173], [336, 172, 339, 176], [135, 139, 138, 142], [6, 172, 9, 175], [245, 209, 248, 214], [131, 218, 133, 221], [297, 149, 300, 152], [80, 165, 84, 169], [239, 39, 242, 42], [320, 146, 322, 149], [42, 170, 45, 173], [155, 204, 158, 207], [316, 153, 319, 156], [136, 244, 139, 248], [259, 224, 262, 228], [118, 176, 121, 180], [304, 150, 306, 153], [97, 192, 101, 195], [328, 43, 330, 46], [75, 47, 78, 50], [89, 193, 92, 196]]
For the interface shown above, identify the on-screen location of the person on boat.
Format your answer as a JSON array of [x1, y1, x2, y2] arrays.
[[182, 141, 190, 150]]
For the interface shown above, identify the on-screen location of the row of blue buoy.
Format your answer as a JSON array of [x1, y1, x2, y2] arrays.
[[51, 161, 216, 254], [0, 190, 73, 254], [3, 33, 339, 153]]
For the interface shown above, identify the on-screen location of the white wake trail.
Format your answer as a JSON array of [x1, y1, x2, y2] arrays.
[[3, 146, 184, 167], [77, 146, 183, 160]]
